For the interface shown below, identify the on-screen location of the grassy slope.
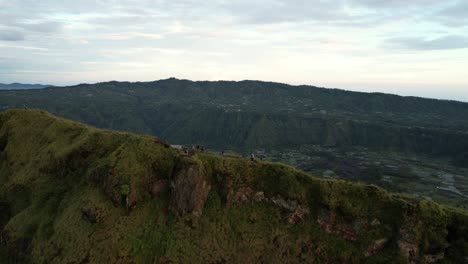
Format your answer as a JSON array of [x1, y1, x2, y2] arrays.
[[0, 109, 467, 263]]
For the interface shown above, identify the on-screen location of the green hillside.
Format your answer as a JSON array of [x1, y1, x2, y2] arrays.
[[1, 79, 468, 157], [0, 109, 467, 263]]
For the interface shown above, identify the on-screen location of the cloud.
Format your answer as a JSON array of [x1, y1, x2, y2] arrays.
[[18, 20, 62, 33], [97, 32, 163, 41], [217, 0, 403, 27], [0, 29, 24, 41], [387, 35, 468, 50], [435, 1, 468, 27], [0, 43, 48, 51], [353, 0, 442, 8]]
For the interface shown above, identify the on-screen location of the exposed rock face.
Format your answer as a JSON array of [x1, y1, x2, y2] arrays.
[[151, 180, 168, 197], [370, 218, 381, 227], [397, 226, 422, 264], [317, 209, 361, 241], [91, 167, 122, 206], [80, 201, 103, 224], [253, 191, 265, 202], [398, 240, 419, 264], [232, 187, 254, 204], [287, 206, 309, 225], [220, 174, 233, 205], [269, 196, 309, 224], [271, 196, 298, 212], [127, 183, 138, 209], [365, 238, 388, 257], [422, 253, 444, 264], [219, 180, 309, 224], [170, 159, 211, 217]]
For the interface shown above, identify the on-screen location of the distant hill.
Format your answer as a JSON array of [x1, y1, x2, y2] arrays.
[[0, 78, 467, 158], [0, 83, 50, 90], [0, 109, 467, 263]]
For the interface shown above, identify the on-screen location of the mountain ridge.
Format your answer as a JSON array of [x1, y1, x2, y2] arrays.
[[0, 109, 467, 263], [1, 78, 467, 155], [85, 78, 468, 104], [0, 83, 50, 90]]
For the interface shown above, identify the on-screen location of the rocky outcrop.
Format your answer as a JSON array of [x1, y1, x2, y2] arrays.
[[317, 209, 364, 241], [127, 183, 138, 209], [90, 167, 122, 206], [365, 238, 388, 257], [398, 240, 419, 264], [422, 253, 444, 264], [222, 180, 266, 205], [169, 159, 211, 217], [287, 206, 309, 224], [271, 196, 298, 212], [231, 187, 254, 204], [151, 180, 169, 197], [80, 201, 103, 224], [253, 191, 266, 202]]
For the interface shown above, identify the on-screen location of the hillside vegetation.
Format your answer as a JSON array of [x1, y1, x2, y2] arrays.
[[1, 79, 468, 158], [0, 109, 467, 263]]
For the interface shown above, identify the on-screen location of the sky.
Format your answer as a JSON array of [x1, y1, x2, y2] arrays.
[[0, 0, 468, 101]]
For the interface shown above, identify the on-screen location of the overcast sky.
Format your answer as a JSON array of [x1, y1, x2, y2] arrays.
[[1, 0, 467, 101]]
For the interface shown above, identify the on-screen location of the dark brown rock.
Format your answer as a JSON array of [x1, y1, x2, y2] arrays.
[[127, 183, 138, 209], [220, 174, 233, 206], [253, 191, 265, 202], [90, 167, 122, 206], [422, 253, 444, 264], [398, 240, 419, 264], [287, 205, 309, 224], [398, 226, 420, 264], [271, 196, 298, 212], [80, 201, 103, 224], [317, 209, 359, 241], [151, 180, 169, 197], [169, 159, 211, 217], [365, 238, 388, 257], [232, 187, 254, 204], [370, 218, 381, 227]]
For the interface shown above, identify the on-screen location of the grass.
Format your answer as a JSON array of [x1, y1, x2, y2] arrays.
[[0, 109, 467, 263]]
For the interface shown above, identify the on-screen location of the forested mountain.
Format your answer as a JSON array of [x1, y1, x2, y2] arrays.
[[0, 83, 50, 90], [0, 78, 467, 156], [1, 110, 467, 263]]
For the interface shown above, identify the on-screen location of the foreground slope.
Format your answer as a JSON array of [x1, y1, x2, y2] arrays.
[[0, 110, 467, 263]]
